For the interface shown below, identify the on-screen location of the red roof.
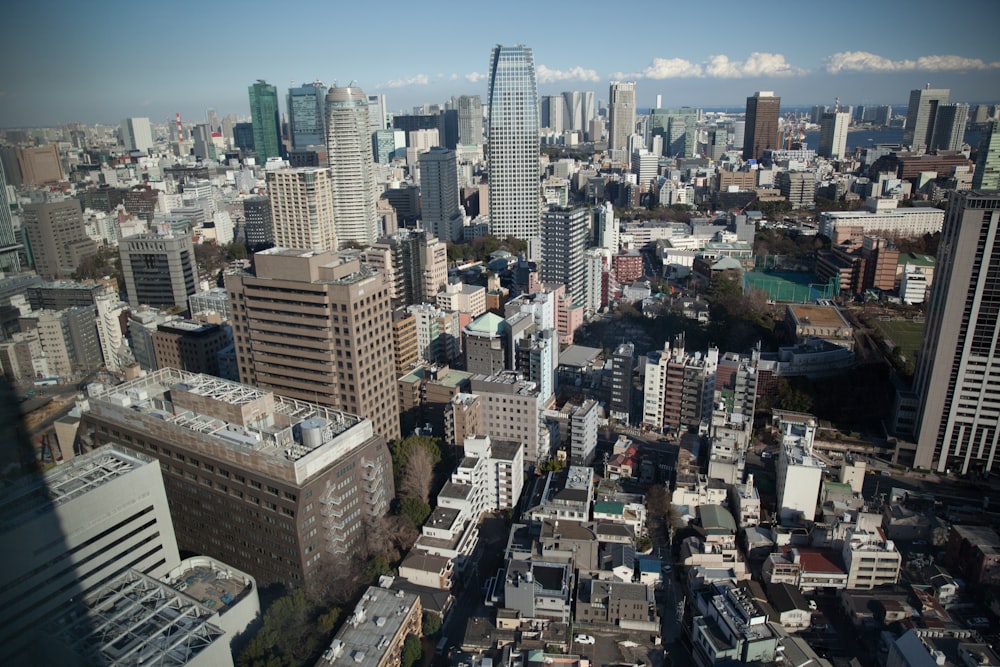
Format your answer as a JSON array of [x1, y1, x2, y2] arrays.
[[786, 548, 845, 574]]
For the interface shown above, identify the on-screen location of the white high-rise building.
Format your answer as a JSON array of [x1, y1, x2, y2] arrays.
[[583, 248, 607, 316], [608, 81, 637, 162], [904, 87, 950, 150], [563, 91, 595, 134], [120, 117, 154, 152], [914, 192, 1000, 474], [266, 167, 337, 251], [95, 290, 130, 373], [595, 201, 618, 253], [367, 93, 387, 131], [487, 44, 541, 240], [420, 147, 464, 243], [326, 85, 380, 246], [818, 111, 850, 160], [774, 411, 823, 525]]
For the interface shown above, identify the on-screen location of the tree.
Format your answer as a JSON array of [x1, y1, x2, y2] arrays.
[[400, 443, 435, 504], [538, 457, 566, 474], [227, 242, 248, 260], [237, 589, 321, 667], [366, 554, 392, 581], [390, 435, 443, 488], [399, 497, 431, 528], [401, 635, 422, 667], [422, 611, 442, 637]]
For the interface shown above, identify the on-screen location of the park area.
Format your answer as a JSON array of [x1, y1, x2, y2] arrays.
[[870, 317, 926, 362], [743, 271, 837, 303]]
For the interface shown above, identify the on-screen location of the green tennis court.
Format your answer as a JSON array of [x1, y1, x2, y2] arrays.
[[743, 271, 836, 302]]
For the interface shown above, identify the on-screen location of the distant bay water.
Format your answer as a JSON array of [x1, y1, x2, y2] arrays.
[[801, 127, 983, 153]]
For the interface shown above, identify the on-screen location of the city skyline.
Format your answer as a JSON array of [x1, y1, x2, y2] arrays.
[[2, 0, 999, 127]]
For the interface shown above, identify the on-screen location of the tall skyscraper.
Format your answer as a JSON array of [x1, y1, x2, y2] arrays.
[[541, 95, 565, 133], [454, 94, 483, 145], [267, 167, 337, 250], [540, 205, 589, 306], [649, 108, 697, 157], [904, 86, 950, 150], [974, 120, 1000, 190], [287, 81, 327, 149], [743, 91, 781, 161], [818, 111, 851, 159], [368, 93, 387, 131], [931, 103, 968, 152], [0, 158, 20, 272], [243, 195, 274, 248], [326, 85, 380, 247], [119, 233, 197, 310], [608, 81, 637, 160], [120, 117, 154, 152], [248, 79, 283, 161], [227, 248, 400, 441], [913, 191, 1000, 474], [23, 197, 97, 279], [486, 44, 541, 240], [562, 91, 595, 134], [420, 147, 463, 243]]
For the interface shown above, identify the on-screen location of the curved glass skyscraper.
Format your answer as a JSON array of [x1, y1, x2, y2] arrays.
[[326, 85, 379, 247], [486, 45, 540, 241]]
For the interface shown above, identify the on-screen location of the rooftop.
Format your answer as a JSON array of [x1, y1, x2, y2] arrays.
[[465, 312, 506, 336], [321, 586, 420, 667], [557, 345, 602, 369], [787, 303, 851, 329]]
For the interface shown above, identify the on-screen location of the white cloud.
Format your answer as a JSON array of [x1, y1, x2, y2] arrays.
[[377, 74, 430, 89], [825, 51, 1000, 73], [465, 72, 485, 83], [536, 64, 600, 84], [616, 52, 801, 80]]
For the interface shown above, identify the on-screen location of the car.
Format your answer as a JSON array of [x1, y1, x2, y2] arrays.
[[881, 470, 892, 477], [574, 634, 595, 645]]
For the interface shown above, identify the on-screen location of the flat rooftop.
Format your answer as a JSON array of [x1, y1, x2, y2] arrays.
[[787, 304, 851, 329], [322, 586, 421, 667], [169, 563, 251, 613], [86, 368, 368, 464]]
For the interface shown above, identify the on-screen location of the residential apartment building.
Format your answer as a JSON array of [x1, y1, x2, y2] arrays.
[[841, 527, 901, 590], [78, 369, 394, 588], [362, 230, 447, 308], [23, 197, 98, 279], [774, 411, 823, 525], [227, 248, 400, 441], [470, 371, 550, 464], [691, 583, 781, 666], [319, 585, 421, 667], [436, 280, 487, 318], [267, 167, 337, 251]]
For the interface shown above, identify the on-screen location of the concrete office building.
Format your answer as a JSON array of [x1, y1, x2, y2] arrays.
[[27, 306, 102, 379], [242, 195, 274, 248], [23, 197, 98, 279], [420, 147, 464, 243], [227, 248, 400, 441], [914, 191, 1000, 474], [904, 86, 949, 150], [367, 93, 387, 131], [18, 143, 64, 185], [248, 80, 283, 161], [454, 94, 483, 145], [120, 117, 154, 152], [362, 229, 448, 308], [540, 205, 589, 307], [818, 200, 944, 241], [818, 111, 850, 160], [608, 81, 637, 162], [743, 91, 781, 161], [931, 103, 969, 152], [95, 290, 130, 373], [0, 158, 20, 272], [563, 90, 595, 135], [974, 121, 1000, 190], [267, 167, 337, 251], [119, 233, 197, 310], [288, 81, 327, 149], [486, 44, 541, 240], [774, 411, 823, 525], [0, 446, 180, 662], [152, 319, 231, 377], [326, 85, 380, 246], [649, 107, 697, 158], [78, 369, 394, 588], [373, 128, 406, 164]]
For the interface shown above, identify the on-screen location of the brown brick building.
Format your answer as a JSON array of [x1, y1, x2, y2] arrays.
[[152, 319, 230, 376]]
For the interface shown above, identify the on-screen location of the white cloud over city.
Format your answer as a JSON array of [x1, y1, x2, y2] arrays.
[[535, 65, 600, 84], [614, 53, 801, 80], [377, 74, 430, 89], [825, 51, 1000, 74]]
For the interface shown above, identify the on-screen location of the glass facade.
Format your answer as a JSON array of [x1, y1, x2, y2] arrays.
[[248, 80, 283, 161]]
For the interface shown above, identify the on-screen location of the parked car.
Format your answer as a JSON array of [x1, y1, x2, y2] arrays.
[[575, 634, 596, 645]]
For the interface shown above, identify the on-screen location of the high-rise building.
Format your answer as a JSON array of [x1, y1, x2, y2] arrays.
[[420, 147, 463, 243], [818, 111, 850, 160], [363, 229, 448, 309], [486, 44, 541, 241], [248, 79, 283, 161], [373, 128, 406, 164], [78, 370, 394, 588], [119, 233, 197, 310], [540, 206, 589, 307], [27, 305, 102, 378], [287, 81, 327, 149], [17, 144, 63, 185], [609, 342, 635, 423], [94, 290, 129, 373], [0, 446, 181, 662], [191, 123, 217, 161], [243, 195, 274, 248], [0, 159, 21, 272], [743, 91, 781, 161], [562, 91, 595, 134], [368, 93, 387, 131], [266, 167, 337, 251], [649, 107, 697, 157], [152, 319, 231, 377], [974, 121, 1000, 190], [608, 81, 637, 160], [541, 95, 565, 133], [326, 85, 380, 247], [120, 117, 154, 152], [631, 148, 658, 189], [454, 94, 483, 145], [233, 122, 255, 154], [22, 197, 98, 279], [227, 248, 400, 441], [904, 87, 950, 150], [913, 191, 1000, 475], [931, 103, 969, 152]]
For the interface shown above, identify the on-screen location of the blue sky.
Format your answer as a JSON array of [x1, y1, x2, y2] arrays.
[[2, 0, 999, 127]]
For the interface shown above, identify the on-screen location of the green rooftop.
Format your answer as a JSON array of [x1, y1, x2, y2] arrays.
[[898, 252, 935, 267], [466, 312, 506, 335], [697, 504, 737, 534]]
